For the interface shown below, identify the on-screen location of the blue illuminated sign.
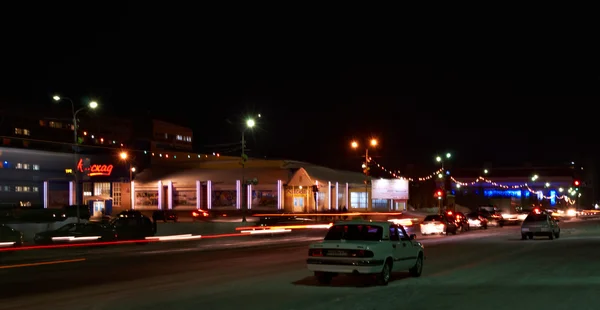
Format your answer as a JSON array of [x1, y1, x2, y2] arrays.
[[483, 190, 530, 198], [550, 190, 556, 206]]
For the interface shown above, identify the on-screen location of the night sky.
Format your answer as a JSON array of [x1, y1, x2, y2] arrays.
[[2, 4, 599, 177]]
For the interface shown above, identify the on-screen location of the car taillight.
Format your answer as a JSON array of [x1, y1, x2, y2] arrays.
[[309, 249, 323, 256], [192, 212, 199, 217], [349, 250, 374, 258], [203, 212, 209, 217]]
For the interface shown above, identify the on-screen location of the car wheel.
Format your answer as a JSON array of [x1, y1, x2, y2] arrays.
[[555, 231, 560, 239], [548, 233, 554, 240], [315, 272, 333, 285], [528, 233, 533, 239], [521, 234, 527, 240], [377, 260, 392, 286], [409, 254, 424, 277]]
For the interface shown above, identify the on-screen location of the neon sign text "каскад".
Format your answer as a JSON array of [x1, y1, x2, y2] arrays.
[[77, 158, 114, 176]]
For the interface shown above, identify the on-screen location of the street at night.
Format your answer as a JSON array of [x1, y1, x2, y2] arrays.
[[1, 219, 599, 310]]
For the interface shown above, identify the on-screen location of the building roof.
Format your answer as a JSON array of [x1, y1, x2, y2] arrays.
[[135, 159, 367, 185], [282, 161, 367, 184]]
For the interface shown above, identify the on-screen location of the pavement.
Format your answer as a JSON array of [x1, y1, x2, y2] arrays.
[[0, 219, 599, 309]]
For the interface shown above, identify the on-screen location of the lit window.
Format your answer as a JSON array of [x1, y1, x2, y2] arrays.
[[350, 192, 368, 209], [23, 129, 30, 135], [14, 128, 23, 135], [15, 186, 23, 192], [176, 135, 183, 141], [23, 186, 31, 192], [185, 136, 192, 142], [33, 187, 39, 192], [33, 164, 40, 170], [39, 120, 46, 126], [15, 163, 23, 169], [23, 163, 30, 170]]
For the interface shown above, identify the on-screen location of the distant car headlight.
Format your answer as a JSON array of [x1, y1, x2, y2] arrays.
[[567, 209, 576, 216]]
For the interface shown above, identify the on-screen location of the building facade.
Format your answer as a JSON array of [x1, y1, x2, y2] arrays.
[[0, 147, 130, 214], [130, 156, 408, 214]]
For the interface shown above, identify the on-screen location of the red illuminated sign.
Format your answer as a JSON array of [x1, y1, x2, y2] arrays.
[[77, 158, 114, 176]]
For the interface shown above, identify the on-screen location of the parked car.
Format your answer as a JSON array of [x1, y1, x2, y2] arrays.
[[0, 224, 24, 247], [152, 210, 178, 222]]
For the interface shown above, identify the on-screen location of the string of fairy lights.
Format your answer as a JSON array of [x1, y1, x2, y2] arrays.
[[371, 160, 577, 205]]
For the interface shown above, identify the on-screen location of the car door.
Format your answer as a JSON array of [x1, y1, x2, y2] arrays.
[[397, 225, 417, 269], [388, 225, 404, 271]]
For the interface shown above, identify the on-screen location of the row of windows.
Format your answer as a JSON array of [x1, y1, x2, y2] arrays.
[[0, 162, 40, 170], [349, 192, 389, 209], [16, 163, 40, 170], [15, 128, 31, 136], [39, 120, 74, 130], [0, 185, 39, 192], [176, 135, 192, 142]]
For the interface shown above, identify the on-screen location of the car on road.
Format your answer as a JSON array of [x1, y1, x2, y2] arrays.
[[521, 211, 560, 240], [466, 212, 488, 229], [0, 224, 24, 247], [34, 222, 117, 245], [152, 210, 178, 222], [192, 209, 212, 221], [306, 220, 425, 286], [448, 211, 470, 232], [420, 215, 459, 235]]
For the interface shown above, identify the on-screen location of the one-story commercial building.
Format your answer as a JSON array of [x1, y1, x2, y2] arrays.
[[129, 155, 408, 213]]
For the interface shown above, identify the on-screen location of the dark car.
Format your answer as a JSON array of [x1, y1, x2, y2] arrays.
[[420, 214, 459, 235], [448, 211, 470, 232], [152, 210, 178, 222], [192, 209, 212, 221], [34, 222, 117, 245], [0, 224, 24, 247], [466, 212, 488, 229], [255, 215, 315, 227], [109, 214, 156, 240]]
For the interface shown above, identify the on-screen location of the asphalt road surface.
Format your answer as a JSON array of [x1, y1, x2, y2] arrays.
[[1, 219, 599, 310]]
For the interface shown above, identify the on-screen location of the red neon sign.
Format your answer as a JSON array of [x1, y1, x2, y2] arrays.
[[77, 158, 114, 176]]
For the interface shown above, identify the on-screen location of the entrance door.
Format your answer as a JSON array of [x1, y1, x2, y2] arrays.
[[92, 201, 105, 217], [293, 197, 305, 212]]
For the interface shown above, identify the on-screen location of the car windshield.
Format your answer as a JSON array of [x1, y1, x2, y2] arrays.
[[324, 224, 383, 241], [524, 214, 548, 222], [424, 215, 444, 222]]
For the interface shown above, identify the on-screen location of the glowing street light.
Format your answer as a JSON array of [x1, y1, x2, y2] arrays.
[[559, 187, 564, 192], [531, 174, 539, 181], [351, 141, 359, 148], [120, 152, 128, 160], [436, 156, 442, 162], [370, 139, 378, 147], [52, 94, 100, 222], [446, 153, 451, 159], [246, 119, 255, 128], [484, 169, 489, 174]]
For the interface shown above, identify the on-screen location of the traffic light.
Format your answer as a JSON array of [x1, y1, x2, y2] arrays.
[[574, 180, 580, 187], [435, 190, 443, 198]]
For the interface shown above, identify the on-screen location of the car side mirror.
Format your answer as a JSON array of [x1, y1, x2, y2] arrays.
[[410, 234, 417, 240]]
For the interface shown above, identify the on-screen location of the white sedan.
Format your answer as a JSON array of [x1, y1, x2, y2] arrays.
[[306, 220, 425, 285]]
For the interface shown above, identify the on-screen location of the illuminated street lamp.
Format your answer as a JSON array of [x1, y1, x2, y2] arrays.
[[484, 169, 489, 174], [53, 95, 99, 223], [446, 153, 451, 159], [559, 187, 564, 192], [120, 152, 128, 160], [241, 116, 259, 222], [436, 156, 442, 162], [531, 174, 539, 181]]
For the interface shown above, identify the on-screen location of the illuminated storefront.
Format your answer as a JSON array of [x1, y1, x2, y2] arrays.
[[0, 147, 129, 213]]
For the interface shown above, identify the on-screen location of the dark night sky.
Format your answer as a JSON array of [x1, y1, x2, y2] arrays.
[[1, 3, 599, 177]]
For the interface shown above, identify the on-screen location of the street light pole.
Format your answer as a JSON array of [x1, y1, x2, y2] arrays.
[[240, 118, 256, 223], [241, 128, 247, 222], [53, 96, 98, 223]]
